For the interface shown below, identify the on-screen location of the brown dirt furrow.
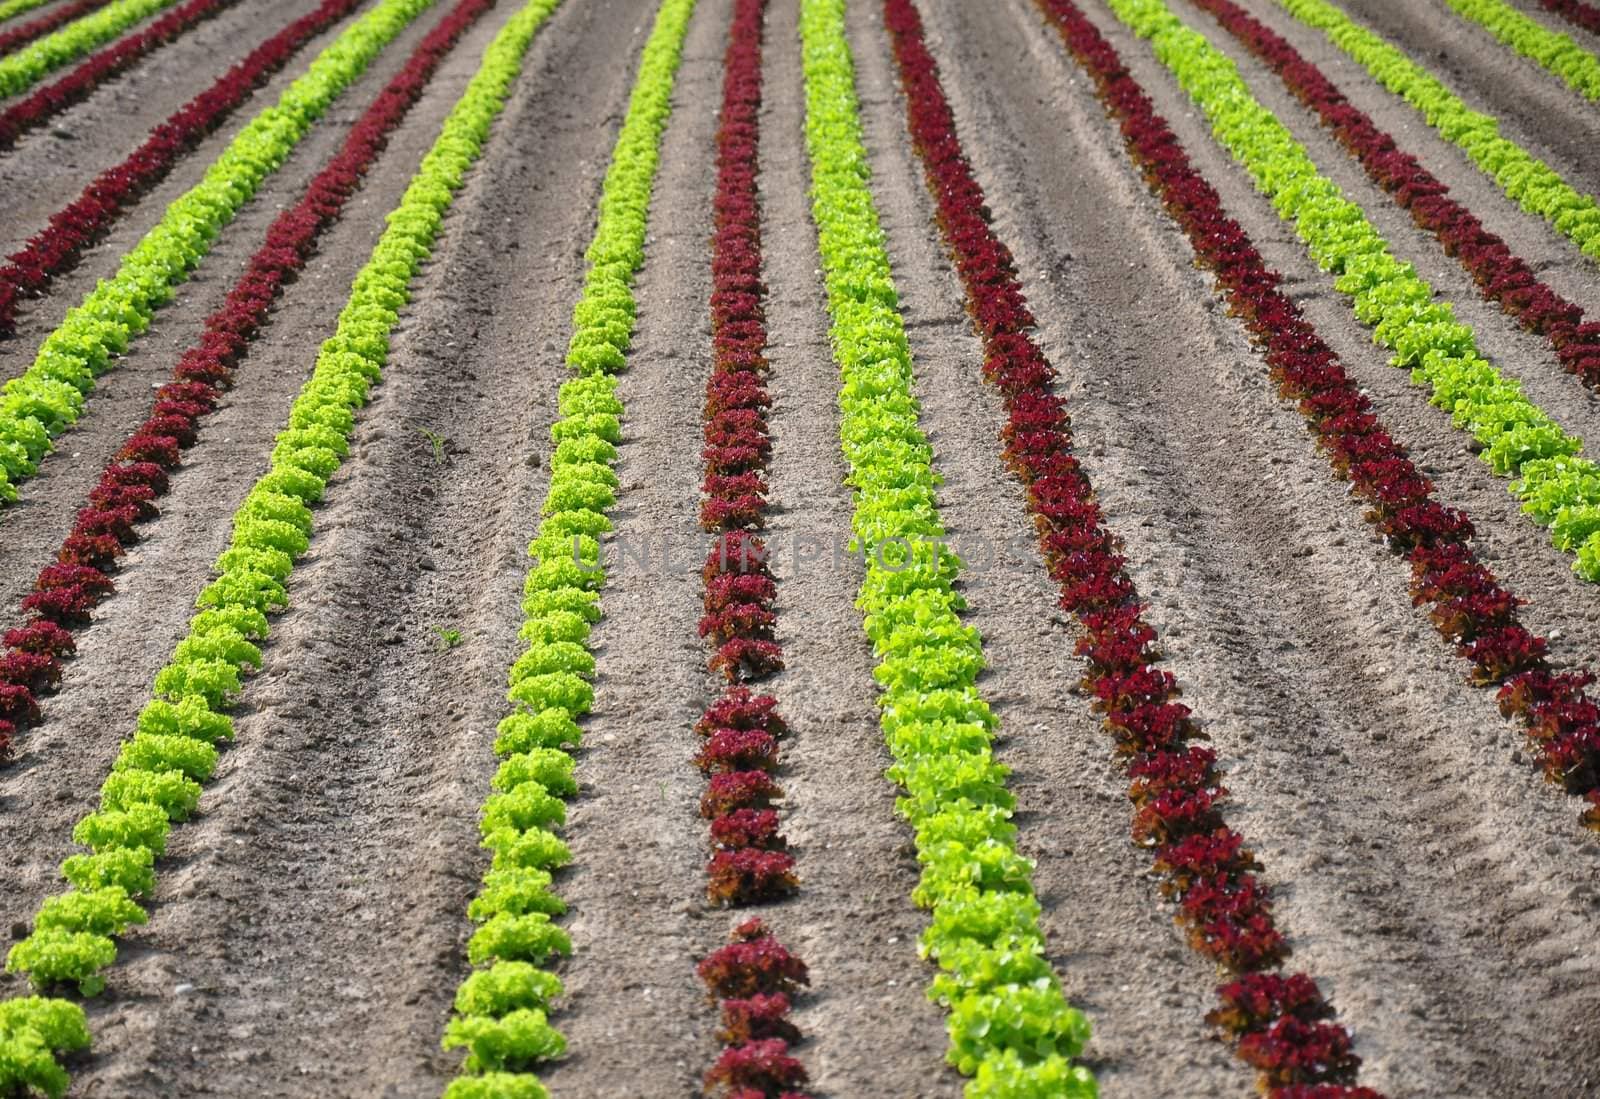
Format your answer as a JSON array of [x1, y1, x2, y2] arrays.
[[532, 0, 727, 1093], [0, 1, 655, 1094], [738, 0, 959, 1095], [0, 0, 469, 940], [919, 0, 1600, 1095], [1242, 0, 1600, 214], [842, 2, 1258, 1096], [0, 0, 351, 262]]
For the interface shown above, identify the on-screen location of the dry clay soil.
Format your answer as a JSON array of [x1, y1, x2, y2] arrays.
[[0, 0, 1598, 1096]]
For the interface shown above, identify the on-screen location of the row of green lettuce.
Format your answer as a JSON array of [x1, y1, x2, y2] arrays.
[[0, 0, 55, 27], [0, 0, 176, 97], [1444, 0, 1600, 101], [0, 0, 440, 505], [1115, 0, 1600, 580], [0, 4, 561, 1096], [799, 0, 1096, 1095], [1273, 0, 1600, 264], [437, 1, 695, 1097]]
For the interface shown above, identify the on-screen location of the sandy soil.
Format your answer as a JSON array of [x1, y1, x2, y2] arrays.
[[0, 0, 1597, 1095]]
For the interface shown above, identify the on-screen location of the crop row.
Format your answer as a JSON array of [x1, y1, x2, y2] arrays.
[[0, 0, 113, 59], [694, 0, 812, 1094], [0, 0, 363, 330], [887, 0, 1374, 1092], [1273, 0, 1600, 265], [1190, 0, 1600, 396], [0, 0, 502, 768], [1113, 0, 1600, 584], [1542, 0, 1600, 36], [801, 0, 1096, 1094], [697, 919, 812, 1099], [0, 0, 430, 505], [0, 3, 558, 1093], [1444, 0, 1600, 100], [0, 0, 176, 97], [0, 0, 67, 28], [0, 0, 236, 150], [697, 0, 793, 905], [1034, 0, 1600, 824], [435, 2, 691, 1096]]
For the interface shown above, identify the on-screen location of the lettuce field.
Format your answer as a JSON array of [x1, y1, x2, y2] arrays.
[[0, 0, 1598, 1095]]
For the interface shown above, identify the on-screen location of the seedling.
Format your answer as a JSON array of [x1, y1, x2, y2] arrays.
[[414, 424, 450, 466]]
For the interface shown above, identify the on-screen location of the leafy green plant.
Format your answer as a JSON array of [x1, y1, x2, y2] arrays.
[[505, 671, 592, 717], [0, 0, 60, 22], [441, 1010, 566, 1073], [99, 768, 202, 821], [493, 709, 582, 755], [71, 804, 169, 856], [0, 997, 90, 1099], [5, 930, 116, 996], [467, 868, 567, 921], [434, 625, 464, 651], [152, 656, 243, 708], [491, 751, 576, 796], [466, 913, 572, 967], [507, 641, 593, 681], [945, 984, 1094, 1078], [453, 962, 565, 1017], [136, 696, 235, 744], [60, 848, 156, 897], [799, 0, 1094, 1092], [112, 732, 219, 782], [481, 826, 572, 873], [32, 888, 147, 940], [480, 785, 566, 835], [440, 1073, 551, 1099], [440, 2, 695, 1094], [415, 423, 451, 465]]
